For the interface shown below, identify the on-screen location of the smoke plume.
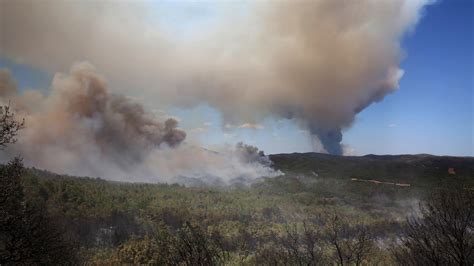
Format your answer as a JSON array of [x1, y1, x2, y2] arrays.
[[0, 0, 430, 155], [0, 64, 279, 184]]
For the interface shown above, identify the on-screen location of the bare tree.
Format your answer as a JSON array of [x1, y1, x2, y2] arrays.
[[235, 224, 260, 263], [350, 224, 374, 266], [281, 223, 303, 265], [326, 213, 347, 265], [393, 188, 474, 265], [325, 213, 374, 266], [257, 222, 323, 266], [171, 222, 228, 266], [0, 105, 24, 148], [301, 221, 323, 265]]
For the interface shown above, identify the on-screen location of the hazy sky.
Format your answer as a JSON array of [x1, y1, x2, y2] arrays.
[[0, 0, 472, 157]]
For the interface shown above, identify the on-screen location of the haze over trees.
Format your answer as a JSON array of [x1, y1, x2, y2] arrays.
[[0, 106, 75, 264], [0, 103, 473, 264], [393, 188, 474, 265]]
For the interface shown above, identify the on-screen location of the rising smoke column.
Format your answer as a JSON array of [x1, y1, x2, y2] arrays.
[[0, 0, 430, 154]]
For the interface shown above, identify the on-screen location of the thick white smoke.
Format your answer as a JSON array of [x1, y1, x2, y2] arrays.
[[0, 64, 280, 184], [0, 0, 430, 155]]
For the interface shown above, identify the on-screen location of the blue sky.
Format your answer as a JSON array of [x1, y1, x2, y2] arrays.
[[0, 0, 472, 156], [344, 0, 473, 156]]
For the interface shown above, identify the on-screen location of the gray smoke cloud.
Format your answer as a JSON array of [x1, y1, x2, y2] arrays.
[[235, 142, 273, 167], [0, 62, 186, 164], [0, 65, 279, 184], [0, 0, 430, 155]]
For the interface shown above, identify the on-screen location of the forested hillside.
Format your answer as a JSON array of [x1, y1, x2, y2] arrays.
[[8, 153, 472, 264]]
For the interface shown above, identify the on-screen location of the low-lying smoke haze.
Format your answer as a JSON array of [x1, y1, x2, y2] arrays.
[[0, 0, 430, 182], [0, 64, 279, 183]]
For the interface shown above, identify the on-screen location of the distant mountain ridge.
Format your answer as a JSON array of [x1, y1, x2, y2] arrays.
[[269, 152, 473, 186]]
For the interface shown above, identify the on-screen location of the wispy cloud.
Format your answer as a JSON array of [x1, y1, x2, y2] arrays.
[[388, 123, 398, 128], [225, 123, 264, 130], [190, 127, 208, 133], [238, 123, 264, 130], [223, 133, 236, 138]]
